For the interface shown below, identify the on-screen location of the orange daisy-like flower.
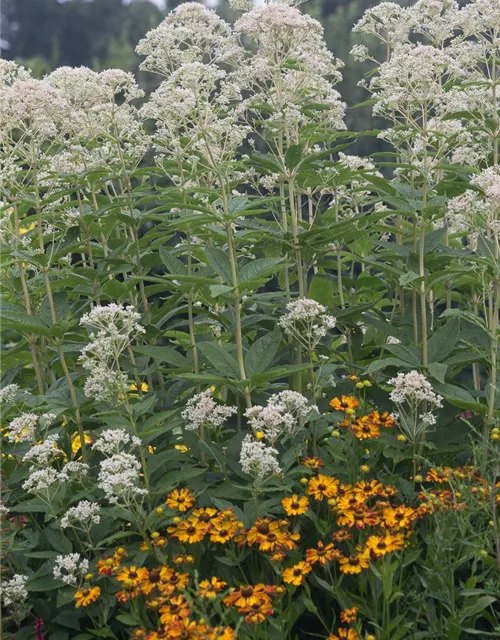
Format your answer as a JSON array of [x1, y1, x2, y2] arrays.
[[366, 533, 405, 558], [157, 568, 189, 595], [330, 396, 359, 412], [301, 457, 325, 470], [74, 586, 100, 608], [337, 506, 380, 530], [338, 550, 371, 575], [375, 410, 396, 428], [199, 576, 227, 598], [116, 566, 149, 588], [282, 561, 312, 586], [243, 601, 274, 624], [340, 606, 358, 624], [282, 494, 309, 516], [191, 507, 219, 525], [139, 566, 170, 595], [426, 467, 452, 483], [333, 529, 352, 543], [159, 595, 191, 625], [246, 518, 300, 553], [328, 629, 359, 640], [307, 474, 339, 501], [223, 584, 272, 610], [382, 506, 416, 530], [209, 515, 239, 544], [166, 488, 195, 512], [211, 627, 236, 640], [351, 416, 380, 440], [306, 541, 340, 566], [353, 480, 384, 498], [168, 517, 206, 544]]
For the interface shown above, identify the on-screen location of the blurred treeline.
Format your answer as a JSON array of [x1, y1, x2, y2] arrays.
[[0, 0, 405, 134]]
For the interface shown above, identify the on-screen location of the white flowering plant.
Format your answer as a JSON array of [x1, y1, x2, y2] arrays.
[[1, 1, 500, 639]]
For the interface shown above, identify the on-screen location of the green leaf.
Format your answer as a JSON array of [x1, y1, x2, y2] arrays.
[[0, 302, 50, 336], [244, 326, 281, 377], [285, 144, 303, 170], [427, 362, 448, 383], [205, 247, 232, 283], [209, 284, 233, 298], [418, 227, 446, 254], [239, 258, 283, 283], [159, 245, 187, 275], [102, 279, 128, 298], [115, 614, 141, 626], [197, 342, 240, 378], [427, 318, 460, 363], [45, 527, 72, 554], [366, 358, 413, 374]]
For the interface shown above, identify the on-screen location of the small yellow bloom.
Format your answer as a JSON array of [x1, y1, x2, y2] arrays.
[[175, 444, 189, 453], [363, 380, 372, 387], [397, 434, 407, 442], [414, 475, 423, 483], [151, 531, 160, 539], [300, 477, 309, 485], [19, 222, 35, 235], [256, 431, 265, 440], [129, 382, 149, 393], [156, 507, 164, 515], [360, 464, 370, 473], [84, 573, 93, 581], [491, 433, 500, 441], [210, 386, 216, 392]]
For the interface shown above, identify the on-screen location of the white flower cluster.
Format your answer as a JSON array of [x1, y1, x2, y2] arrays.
[[278, 298, 336, 351], [61, 501, 101, 529], [7, 413, 38, 443], [182, 389, 237, 431], [53, 553, 89, 586], [98, 453, 147, 505], [1, 574, 29, 607], [22, 434, 62, 465], [389, 370, 443, 407], [240, 434, 281, 481], [245, 391, 313, 444], [0, 383, 20, 404], [22, 468, 60, 494], [79, 304, 144, 403], [92, 429, 141, 455]]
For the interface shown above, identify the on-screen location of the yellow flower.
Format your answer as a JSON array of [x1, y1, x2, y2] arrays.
[[74, 586, 100, 608], [19, 222, 35, 235], [255, 431, 265, 440], [175, 444, 189, 453], [282, 561, 312, 586], [129, 382, 149, 393], [282, 494, 309, 516]]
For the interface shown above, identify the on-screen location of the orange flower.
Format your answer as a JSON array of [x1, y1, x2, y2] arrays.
[[139, 566, 171, 595], [426, 467, 452, 483], [307, 474, 339, 501], [340, 606, 358, 624], [353, 480, 384, 497], [209, 513, 240, 544], [199, 576, 227, 598], [246, 518, 300, 553], [223, 584, 272, 610], [366, 533, 405, 558], [159, 595, 191, 625], [333, 529, 352, 543], [173, 554, 195, 565], [166, 488, 195, 512], [351, 416, 380, 440], [168, 517, 206, 544], [305, 541, 340, 566], [328, 629, 359, 640], [74, 586, 100, 607], [338, 550, 371, 575], [157, 568, 189, 595], [282, 494, 309, 516], [301, 457, 325, 470], [330, 396, 359, 412], [282, 561, 312, 586], [382, 506, 416, 530], [243, 601, 274, 624], [375, 410, 396, 428], [191, 507, 219, 525], [116, 566, 149, 588]]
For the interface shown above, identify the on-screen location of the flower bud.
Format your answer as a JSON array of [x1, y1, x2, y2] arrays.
[[156, 506, 164, 515], [479, 549, 488, 558], [256, 431, 265, 440], [300, 477, 309, 485], [173, 517, 181, 524], [397, 434, 407, 442], [330, 429, 341, 438], [356, 382, 364, 389], [84, 573, 93, 581], [492, 427, 500, 435], [360, 464, 370, 473], [491, 433, 500, 441], [363, 380, 372, 387], [414, 475, 423, 483], [151, 531, 160, 539]]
